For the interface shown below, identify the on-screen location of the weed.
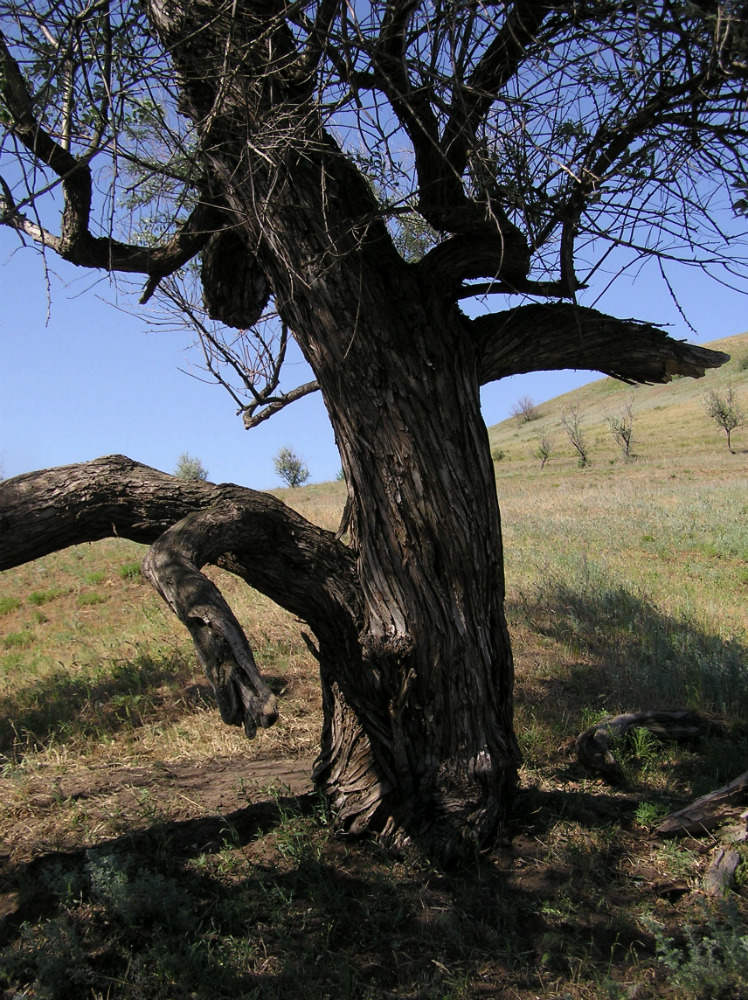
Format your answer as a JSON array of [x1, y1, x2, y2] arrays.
[[655, 841, 699, 882], [28, 587, 68, 605], [646, 902, 748, 999], [634, 800, 668, 829], [84, 570, 107, 584], [0, 595, 21, 615], [77, 591, 107, 607], [0, 915, 93, 1000], [119, 561, 142, 580], [3, 630, 34, 649], [86, 848, 195, 930], [611, 727, 661, 783]]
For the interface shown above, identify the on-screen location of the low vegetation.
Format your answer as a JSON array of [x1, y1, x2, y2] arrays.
[[1, 334, 747, 999]]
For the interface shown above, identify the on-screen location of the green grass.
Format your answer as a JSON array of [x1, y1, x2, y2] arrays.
[[119, 561, 142, 580], [1, 331, 747, 999]]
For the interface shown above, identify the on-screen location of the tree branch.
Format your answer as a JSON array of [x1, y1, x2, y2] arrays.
[[0, 28, 216, 277], [242, 380, 320, 429], [0, 454, 361, 682], [0, 453, 359, 619], [475, 303, 730, 385]]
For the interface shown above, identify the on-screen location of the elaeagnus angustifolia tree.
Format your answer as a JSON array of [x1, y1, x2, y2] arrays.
[[1, 0, 745, 857]]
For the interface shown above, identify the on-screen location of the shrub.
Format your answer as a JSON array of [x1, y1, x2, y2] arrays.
[[606, 402, 635, 459], [28, 588, 68, 606], [533, 435, 553, 470], [119, 561, 142, 580], [511, 395, 540, 423], [0, 596, 21, 616], [560, 405, 590, 467]]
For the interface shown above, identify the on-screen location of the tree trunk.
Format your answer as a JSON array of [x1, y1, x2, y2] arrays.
[[138, 0, 522, 857]]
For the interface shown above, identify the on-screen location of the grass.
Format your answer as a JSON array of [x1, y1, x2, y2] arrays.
[[1, 331, 747, 998]]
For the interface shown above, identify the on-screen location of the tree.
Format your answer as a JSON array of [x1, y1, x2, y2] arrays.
[[511, 396, 540, 424], [561, 406, 591, 468], [533, 436, 554, 471], [0, 0, 742, 858], [606, 403, 636, 460], [174, 453, 209, 482], [704, 386, 746, 452], [274, 446, 310, 489]]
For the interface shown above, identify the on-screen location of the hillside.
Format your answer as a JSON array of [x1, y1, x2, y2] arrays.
[[487, 330, 748, 475]]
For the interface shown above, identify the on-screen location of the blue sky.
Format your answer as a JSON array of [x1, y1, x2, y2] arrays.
[[1, 238, 746, 489]]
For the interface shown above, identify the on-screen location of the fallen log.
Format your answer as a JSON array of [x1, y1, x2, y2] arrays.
[[576, 710, 719, 785], [656, 770, 748, 837]]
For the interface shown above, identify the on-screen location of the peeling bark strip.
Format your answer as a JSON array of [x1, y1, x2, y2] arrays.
[[142, 511, 279, 738], [576, 710, 720, 785]]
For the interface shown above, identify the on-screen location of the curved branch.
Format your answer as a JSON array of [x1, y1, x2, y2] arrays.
[[143, 508, 279, 738], [0, 455, 362, 739], [475, 303, 729, 385], [0, 454, 361, 655]]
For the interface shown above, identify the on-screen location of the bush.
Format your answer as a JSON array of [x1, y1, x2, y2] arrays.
[[704, 385, 745, 453], [511, 395, 540, 423], [119, 561, 142, 580]]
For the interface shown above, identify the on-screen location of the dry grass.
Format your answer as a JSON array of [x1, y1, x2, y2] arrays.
[[1, 340, 748, 999]]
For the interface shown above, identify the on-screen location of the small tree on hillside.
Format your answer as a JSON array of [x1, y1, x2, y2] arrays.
[[533, 436, 554, 470], [174, 453, 209, 481], [607, 403, 635, 460], [511, 396, 540, 424], [561, 406, 590, 468], [704, 386, 745, 453], [274, 447, 310, 489]]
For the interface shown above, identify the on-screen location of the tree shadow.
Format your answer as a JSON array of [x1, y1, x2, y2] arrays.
[[0, 786, 645, 1000], [510, 571, 748, 724], [0, 650, 215, 757]]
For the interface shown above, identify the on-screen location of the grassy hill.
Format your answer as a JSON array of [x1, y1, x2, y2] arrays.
[[487, 330, 748, 473], [1, 334, 748, 1000]]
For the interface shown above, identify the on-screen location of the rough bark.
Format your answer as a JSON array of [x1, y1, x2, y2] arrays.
[[139, 0, 524, 856]]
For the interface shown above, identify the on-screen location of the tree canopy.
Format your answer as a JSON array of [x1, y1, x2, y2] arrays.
[[1, 0, 745, 408]]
